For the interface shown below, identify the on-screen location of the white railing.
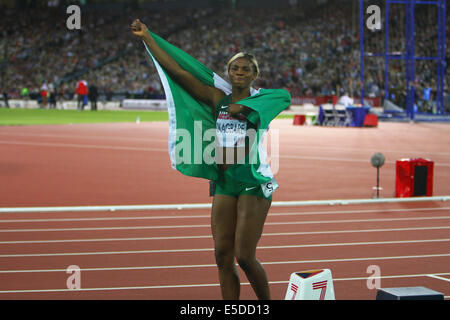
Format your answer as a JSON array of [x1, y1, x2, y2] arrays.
[[0, 196, 448, 213]]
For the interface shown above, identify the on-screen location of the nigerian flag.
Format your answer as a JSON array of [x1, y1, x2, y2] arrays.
[[143, 31, 291, 187]]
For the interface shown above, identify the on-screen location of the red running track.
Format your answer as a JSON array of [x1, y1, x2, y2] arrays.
[[0, 120, 449, 299]]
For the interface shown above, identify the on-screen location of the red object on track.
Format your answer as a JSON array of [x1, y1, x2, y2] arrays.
[[293, 115, 306, 125], [395, 158, 434, 197], [363, 114, 378, 127]]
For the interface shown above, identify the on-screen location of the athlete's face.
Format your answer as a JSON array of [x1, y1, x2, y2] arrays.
[[228, 58, 257, 89]]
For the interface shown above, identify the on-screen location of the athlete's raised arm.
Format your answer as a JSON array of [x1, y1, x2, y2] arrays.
[[131, 19, 225, 110]]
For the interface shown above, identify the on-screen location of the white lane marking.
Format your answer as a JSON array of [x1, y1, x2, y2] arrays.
[[1, 140, 450, 166], [0, 254, 449, 274], [1, 225, 449, 245], [0, 238, 449, 258], [0, 271, 450, 293], [2, 131, 450, 156], [0, 140, 165, 152], [427, 274, 450, 283], [1, 216, 450, 233]]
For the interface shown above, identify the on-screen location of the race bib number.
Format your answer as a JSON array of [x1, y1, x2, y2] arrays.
[[216, 111, 247, 147]]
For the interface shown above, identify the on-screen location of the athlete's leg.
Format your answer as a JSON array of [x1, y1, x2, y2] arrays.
[[211, 194, 239, 299], [234, 194, 271, 300]]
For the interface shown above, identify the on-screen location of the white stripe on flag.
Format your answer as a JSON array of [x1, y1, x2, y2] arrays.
[[144, 42, 178, 169]]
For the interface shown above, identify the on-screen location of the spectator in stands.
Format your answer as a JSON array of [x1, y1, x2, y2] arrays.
[[88, 82, 99, 111], [338, 92, 354, 107], [75, 79, 89, 111], [446, 86, 450, 113], [21, 86, 29, 108], [2, 2, 448, 109], [422, 83, 432, 113], [58, 82, 67, 109], [40, 82, 49, 108], [48, 83, 57, 109], [2, 87, 10, 108]]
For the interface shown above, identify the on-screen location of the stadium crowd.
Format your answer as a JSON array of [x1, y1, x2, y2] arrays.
[[1, 1, 449, 111]]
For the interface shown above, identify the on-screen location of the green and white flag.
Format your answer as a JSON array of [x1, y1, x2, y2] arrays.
[[143, 31, 291, 187]]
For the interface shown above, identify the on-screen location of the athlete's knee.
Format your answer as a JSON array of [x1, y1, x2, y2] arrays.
[[214, 246, 235, 270], [235, 252, 256, 272]]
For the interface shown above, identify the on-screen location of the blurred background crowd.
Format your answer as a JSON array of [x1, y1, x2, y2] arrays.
[[0, 0, 448, 111]]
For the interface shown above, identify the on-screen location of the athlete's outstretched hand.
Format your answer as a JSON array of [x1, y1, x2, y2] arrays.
[[131, 19, 148, 38]]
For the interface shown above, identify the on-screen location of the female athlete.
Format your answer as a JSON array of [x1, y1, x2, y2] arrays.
[[132, 19, 276, 300]]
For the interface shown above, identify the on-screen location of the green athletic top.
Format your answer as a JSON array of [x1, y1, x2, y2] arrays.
[[214, 94, 258, 148]]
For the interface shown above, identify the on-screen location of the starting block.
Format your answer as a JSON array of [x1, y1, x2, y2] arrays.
[[285, 269, 335, 300], [376, 287, 444, 300]]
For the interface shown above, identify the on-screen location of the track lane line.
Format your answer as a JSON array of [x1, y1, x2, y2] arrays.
[[0, 132, 167, 143], [0, 140, 165, 152], [2, 140, 450, 167], [3, 131, 450, 157], [1, 225, 449, 244], [427, 274, 450, 283], [0, 239, 449, 258], [0, 255, 449, 273], [1, 216, 450, 232], [0, 272, 449, 294]]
